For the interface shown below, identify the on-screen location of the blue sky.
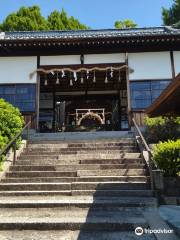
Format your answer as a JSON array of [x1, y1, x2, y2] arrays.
[[0, 0, 173, 29]]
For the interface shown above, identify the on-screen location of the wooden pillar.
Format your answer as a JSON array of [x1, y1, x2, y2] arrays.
[[125, 52, 132, 128], [52, 84, 56, 132], [36, 56, 40, 131], [170, 51, 175, 80]]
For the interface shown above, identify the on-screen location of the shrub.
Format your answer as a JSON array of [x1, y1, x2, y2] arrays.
[[145, 116, 180, 143], [152, 139, 180, 177], [0, 99, 24, 164]]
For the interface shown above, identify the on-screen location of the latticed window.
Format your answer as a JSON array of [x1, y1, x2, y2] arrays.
[[0, 84, 36, 112], [130, 80, 170, 109]]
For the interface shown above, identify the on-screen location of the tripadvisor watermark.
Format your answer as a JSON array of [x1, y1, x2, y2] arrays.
[[135, 226, 174, 236]]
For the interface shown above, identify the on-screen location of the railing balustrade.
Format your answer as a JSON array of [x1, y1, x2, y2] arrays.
[[0, 121, 31, 165], [132, 118, 154, 190]]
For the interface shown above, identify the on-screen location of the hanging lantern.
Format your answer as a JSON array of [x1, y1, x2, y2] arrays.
[[44, 75, 48, 86], [73, 71, 77, 81], [110, 67, 113, 78], [80, 71, 84, 84], [70, 72, 73, 86], [44, 79, 48, 86], [118, 70, 121, 83], [56, 72, 60, 84], [86, 70, 89, 79], [61, 70, 65, 77], [93, 71, 96, 83], [104, 72, 108, 84], [70, 79, 73, 86]]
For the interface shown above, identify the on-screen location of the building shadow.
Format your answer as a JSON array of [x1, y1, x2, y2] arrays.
[[75, 182, 148, 240]]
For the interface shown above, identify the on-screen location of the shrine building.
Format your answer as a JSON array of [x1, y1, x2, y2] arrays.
[[0, 27, 180, 132]]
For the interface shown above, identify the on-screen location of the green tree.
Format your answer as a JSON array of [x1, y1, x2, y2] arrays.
[[0, 6, 89, 31], [47, 10, 65, 30], [48, 9, 88, 30], [114, 19, 137, 29], [162, 0, 180, 28], [0, 6, 48, 31]]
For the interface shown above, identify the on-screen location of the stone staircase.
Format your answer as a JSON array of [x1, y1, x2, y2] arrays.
[[0, 137, 157, 239]]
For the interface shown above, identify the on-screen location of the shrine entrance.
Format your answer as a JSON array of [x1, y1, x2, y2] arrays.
[[38, 63, 130, 132]]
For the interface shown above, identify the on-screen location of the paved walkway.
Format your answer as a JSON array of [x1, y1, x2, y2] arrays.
[[159, 205, 180, 238]]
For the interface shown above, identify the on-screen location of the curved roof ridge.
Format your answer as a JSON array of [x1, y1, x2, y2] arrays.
[[2, 26, 180, 41], [4, 26, 166, 34]]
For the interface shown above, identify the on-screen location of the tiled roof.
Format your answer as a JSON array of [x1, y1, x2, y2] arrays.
[[1, 27, 180, 40]]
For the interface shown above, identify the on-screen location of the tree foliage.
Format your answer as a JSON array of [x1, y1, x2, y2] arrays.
[[114, 19, 137, 29], [153, 139, 180, 177], [0, 6, 89, 31], [48, 9, 88, 30], [162, 0, 180, 28], [0, 99, 24, 167], [0, 6, 48, 31], [0, 99, 24, 144], [144, 116, 180, 143]]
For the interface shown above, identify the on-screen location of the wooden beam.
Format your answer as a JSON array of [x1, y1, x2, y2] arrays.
[[36, 56, 40, 131], [125, 52, 131, 126], [170, 51, 175, 79]]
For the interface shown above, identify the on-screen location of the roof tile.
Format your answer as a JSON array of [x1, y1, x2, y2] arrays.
[[1, 27, 180, 41]]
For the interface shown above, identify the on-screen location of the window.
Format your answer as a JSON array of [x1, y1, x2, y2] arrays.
[[0, 84, 36, 112], [130, 80, 171, 109], [16, 87, 28, 94], [4, 87, 16, 94]]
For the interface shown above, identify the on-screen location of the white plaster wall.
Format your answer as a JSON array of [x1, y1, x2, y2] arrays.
[[173, 51, 180, 76], [0, 57, 37, 83], [128, 52, 172, 80], [84, 53, 125, 64], [40, 55, 81, 65]]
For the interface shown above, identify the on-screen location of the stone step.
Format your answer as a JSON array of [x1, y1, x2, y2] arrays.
[[0, 136, 157, 237], [71, 182, 150, 190], [77, 169, 147, 176], [18, 152, 141, 160], [0, 183, 71, 191], [7, 171, 78, 178], [0, 230, 156, 240], [21, 149, 137, 157], [16, 158, 144, 166], [22, 147, 137, 156], [0, 189, 153, 197], [26, 147, 137, 153], [80, 158, 144, 164], [24, 149, 137, 155], [0, 208, 149, 231], [0, 196, 157, 208], [10, 164, 146, 172], [6, 170, 147, 178], [29, 141, 135, 145], [0, 182, 150, 191], [27, 145, 136, 151], [2, 176, 150, 183], [30, 138, 135, 145]]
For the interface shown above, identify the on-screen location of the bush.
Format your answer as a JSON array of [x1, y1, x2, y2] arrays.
[[0, 99, 24, 164], [152, 139, 180, 177], [145, 116, 180, 143]]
